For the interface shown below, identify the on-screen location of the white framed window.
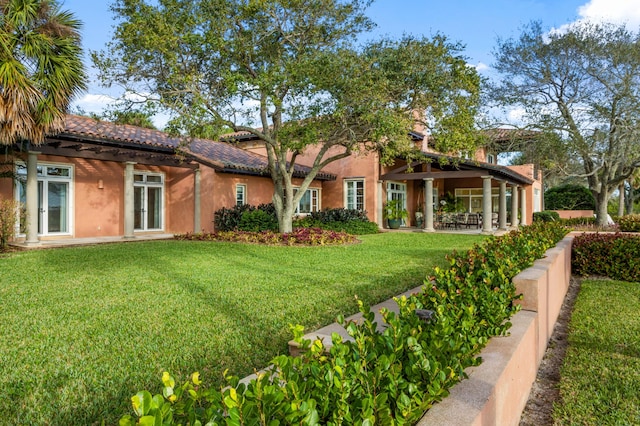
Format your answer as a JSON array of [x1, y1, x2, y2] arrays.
[[236, 184, 247, 206], [487, 153, 496, 164], [295, 188, 320, 214], [345, 179, 365, 211], [15, 162, 74, 236], [133, 171, 164, 231], [455, 187, 501, 213]]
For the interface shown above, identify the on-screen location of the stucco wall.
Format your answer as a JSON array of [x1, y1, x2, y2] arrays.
[[553, 210, 594, 219]]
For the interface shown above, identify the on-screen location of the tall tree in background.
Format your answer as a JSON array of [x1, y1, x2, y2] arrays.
[[0, 0, 86, 145], [94, 0, 481, 233], [492, 21, 640, 226]]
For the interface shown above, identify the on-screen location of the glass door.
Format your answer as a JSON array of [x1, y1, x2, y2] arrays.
[[45, 181, 69, 233], [386, 182, 407, 226], [134, 173, 164, 231], [16, 164, 72, 235]]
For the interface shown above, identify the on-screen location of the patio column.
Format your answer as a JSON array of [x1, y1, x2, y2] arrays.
[[423, 178, 435, 232], [511, 184, 520, 229], [194, 168, 201, 233], [520, 186, 528, 226], [377, 180, 384, 229], [124, 162, 136, 238], [498, 181, 508, 231], [25, 151, 40, 245], [481, 175, 493, 234]]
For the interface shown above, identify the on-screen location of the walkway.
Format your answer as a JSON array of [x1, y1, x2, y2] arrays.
[[10, 233, 174, 250]]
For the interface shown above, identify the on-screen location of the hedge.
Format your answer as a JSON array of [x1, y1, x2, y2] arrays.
[[120, 222, 568, 425], [617, 214, 640, 232], [533, 210, 560, 222], [544, 184, 595, 210], [572, 232, 640, 281]]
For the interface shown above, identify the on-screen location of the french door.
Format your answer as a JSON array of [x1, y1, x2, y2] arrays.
[[386, 182, 407, 225], [17, 164, 72, 235], [133, 173, 163, 231]]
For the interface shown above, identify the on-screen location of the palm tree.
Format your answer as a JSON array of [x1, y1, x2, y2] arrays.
[[0, 0, 86, 145]]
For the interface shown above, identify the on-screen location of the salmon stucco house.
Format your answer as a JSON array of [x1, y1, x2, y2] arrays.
[[0, 115, 542, 245]]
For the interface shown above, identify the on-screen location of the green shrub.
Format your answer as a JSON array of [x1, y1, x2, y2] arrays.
[[533, 210, 560, 222], [558, 216, 596, 227], [0, 199, 19, 250], [295, 208, 379, 235], [617, 214, 640, 232], [572, 232, 640, 281], [309, 207, 369, 223], [126, 222, 568, 425], [545, 184, 595, 210], [214, 203, 277, 231], [238, 209, 278, 232]]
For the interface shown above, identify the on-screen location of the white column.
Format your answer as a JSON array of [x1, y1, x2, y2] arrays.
[[25, 151, 40, 245], [194, 168, 201, 233], [499, 181, 508, 231], [511, 184, 520, 229], [424, 178, 435, 232], [377, 180, 384, 229], [482, 176, 493, 234], [520, 186, 528, 226], [124, 162, 136, 238]]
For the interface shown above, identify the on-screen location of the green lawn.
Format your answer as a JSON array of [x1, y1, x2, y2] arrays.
[[553, 279, 640, 425], [0, 232, 482, 425]]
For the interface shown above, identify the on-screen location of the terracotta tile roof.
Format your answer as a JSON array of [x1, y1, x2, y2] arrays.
[[63, 114, 182, 149], [58, 115, 335, 180]]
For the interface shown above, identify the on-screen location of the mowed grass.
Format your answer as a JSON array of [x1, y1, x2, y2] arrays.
[[0, 232, 482, 425], [553, 279, 640, 425]]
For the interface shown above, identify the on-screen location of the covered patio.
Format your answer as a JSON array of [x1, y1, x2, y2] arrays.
[[379, 153, 535, 234]]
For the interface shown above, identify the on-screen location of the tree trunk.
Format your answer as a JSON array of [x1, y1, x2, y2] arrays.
[[617, 183, 625, 217], [595, 190, 610, 226], [273, 193, 295, 234]]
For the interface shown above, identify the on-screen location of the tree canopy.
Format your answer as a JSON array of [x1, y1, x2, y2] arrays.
[[491, 21, 640, 225], [95, 0, 481, 232], [0, 0, 86, 145]]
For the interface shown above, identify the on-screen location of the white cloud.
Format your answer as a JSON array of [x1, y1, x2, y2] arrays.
[[475, 62, 490, 72], [554, 0, 640, 33], [577, 0, 640, 27], [507, 107, 526, 123], [72, 93, 116, 113]]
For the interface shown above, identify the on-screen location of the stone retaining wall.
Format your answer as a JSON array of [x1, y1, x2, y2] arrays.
[[416, 234, 574, 425]]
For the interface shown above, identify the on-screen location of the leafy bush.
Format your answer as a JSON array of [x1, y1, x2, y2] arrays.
[[127, 222, 568, 425], [617, 214, 640, 232], [295, 208, 379, 235], [533, 210, 560, 222], [175, 227, 357, 246], [238, 209, 278, 232], [544, 184, 595, 210], [572, 232, 640, 281], [0, 199, 19, 250], [309, 207, 369, 223], [214, 203, 277, 231], [558, 216, 596, 227]]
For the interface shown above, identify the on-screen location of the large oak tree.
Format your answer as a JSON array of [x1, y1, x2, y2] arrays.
[[492, 21, 640, 225], [95, 0, 481, 232]]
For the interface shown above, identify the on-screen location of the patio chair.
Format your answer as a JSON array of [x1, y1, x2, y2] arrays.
[[466, 213, 480, 229]]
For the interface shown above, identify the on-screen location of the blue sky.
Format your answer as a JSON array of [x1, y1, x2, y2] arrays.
[[61, 0, 640, 123]]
